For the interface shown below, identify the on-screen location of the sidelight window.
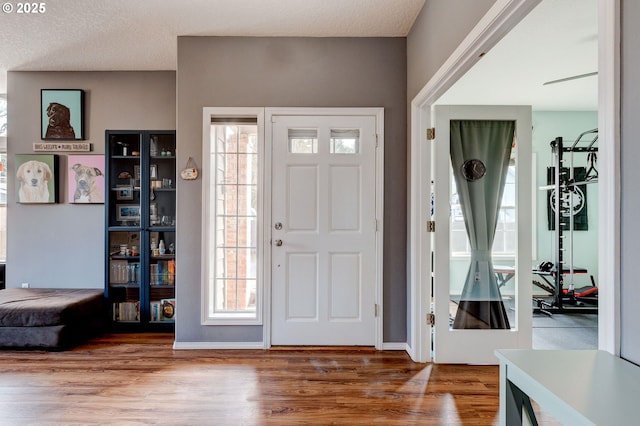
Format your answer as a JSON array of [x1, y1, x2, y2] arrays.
[[203, 111, 263, 324]]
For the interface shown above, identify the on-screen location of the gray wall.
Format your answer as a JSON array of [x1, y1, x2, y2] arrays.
[[407, 0, 496, 100], [621, 0, 640, 364], [175, 37, 407, 343], [6, 71, 176, 289]]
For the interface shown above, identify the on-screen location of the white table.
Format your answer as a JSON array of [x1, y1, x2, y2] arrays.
[[495, 349, 640, 425]]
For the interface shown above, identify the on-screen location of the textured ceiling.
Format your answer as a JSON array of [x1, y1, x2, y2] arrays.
[[437, 0, 598, 111], [0, 0, 425, 90], [0, 0, 597, 111]]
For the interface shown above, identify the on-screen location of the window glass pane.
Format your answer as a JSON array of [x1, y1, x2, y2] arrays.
[[217, 185, 237, 216], [238, 127, 257, 153], [209, 122, 259, 317], [238, 154, 257, 185], [0, 95, 5, 137], [450, 163, 516, 257], [330, 129, 360, 154], [0, 95, 6, 261], [0, 155, 5, 206], [218, 153, 237, 184], [237, 185, 257, 216], [289, 128, 317, 153]]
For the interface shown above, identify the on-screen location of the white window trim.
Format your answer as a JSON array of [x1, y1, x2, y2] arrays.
[[201, 107, 265, 325]]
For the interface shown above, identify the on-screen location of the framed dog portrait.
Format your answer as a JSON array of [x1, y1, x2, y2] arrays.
[[67, 155, 104, 204], [15, 154, 59, 204], [41, 89, 85, 140]]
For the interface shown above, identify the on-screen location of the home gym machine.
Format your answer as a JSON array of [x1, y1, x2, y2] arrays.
[[533, 128, 599, 315]]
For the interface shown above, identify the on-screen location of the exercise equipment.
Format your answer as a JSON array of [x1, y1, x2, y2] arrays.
[[536, 129, 599, 315]]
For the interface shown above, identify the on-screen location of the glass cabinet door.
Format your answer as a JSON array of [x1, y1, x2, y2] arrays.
[[147, 132, 176, 323], [107, 133, 142, 228], [108, 231, 141, 322], [148, 133, 176, 228], [148, 230, 176, 323]]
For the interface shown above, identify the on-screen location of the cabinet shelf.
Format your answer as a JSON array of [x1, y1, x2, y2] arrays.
[[151, 254, 176, 260], [108, 226, 142, 232], [110, 187, 141, 191], [110, 254, 140, 260], [149, 227, 175, 233]]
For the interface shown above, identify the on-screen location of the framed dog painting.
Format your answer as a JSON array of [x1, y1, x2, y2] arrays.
[[15, 154, 59, 203], [67, 155, 105, 204], [41, 89, 85, 140]]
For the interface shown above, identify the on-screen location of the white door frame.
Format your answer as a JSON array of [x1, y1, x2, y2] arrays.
[[408, 0, 620, 362], [263, 107, 385, 349]]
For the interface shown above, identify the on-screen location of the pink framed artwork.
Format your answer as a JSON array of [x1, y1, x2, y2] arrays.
[[67, 155, 105, 204]]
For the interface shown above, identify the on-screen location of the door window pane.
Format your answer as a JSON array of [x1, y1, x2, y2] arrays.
[[289, 128, 318, 153], [330, 129, 360, 154]]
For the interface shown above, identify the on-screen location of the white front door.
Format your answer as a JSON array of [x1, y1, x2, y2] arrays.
[[432, 105, 533, 364], [270, 112, 379, 346]]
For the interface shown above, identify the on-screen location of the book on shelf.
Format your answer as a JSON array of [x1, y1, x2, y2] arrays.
[[150, 301, 162, 322], [150, 260, 175, 285], [113, 301, 140, 322]]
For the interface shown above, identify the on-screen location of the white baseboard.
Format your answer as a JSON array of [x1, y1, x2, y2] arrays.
[[173, 340, 410, 352], [381, 342, 409, 351], [173, 341, 266, 350]]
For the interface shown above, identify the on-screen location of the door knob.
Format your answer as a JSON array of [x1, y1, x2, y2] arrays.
[[274, 239, 283, 247]]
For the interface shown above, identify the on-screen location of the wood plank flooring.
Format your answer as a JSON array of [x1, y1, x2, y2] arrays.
[[0, 333, 553, 425]]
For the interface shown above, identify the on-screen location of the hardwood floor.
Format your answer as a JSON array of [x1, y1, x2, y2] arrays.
[[0, 333, 547, 425]]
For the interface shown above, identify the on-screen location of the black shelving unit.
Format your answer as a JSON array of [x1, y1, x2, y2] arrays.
[[105, 130, 176, 328]]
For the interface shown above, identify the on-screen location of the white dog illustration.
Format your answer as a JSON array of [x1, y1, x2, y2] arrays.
[[17, 160, 52, 203], [71, 163, 103, 203]]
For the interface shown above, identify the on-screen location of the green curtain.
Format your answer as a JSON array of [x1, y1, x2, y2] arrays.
[[450, 120, 514, 329]]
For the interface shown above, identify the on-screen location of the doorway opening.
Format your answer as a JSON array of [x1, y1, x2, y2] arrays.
[[409, 0, 619, 363], [434, 0, 599, 352]]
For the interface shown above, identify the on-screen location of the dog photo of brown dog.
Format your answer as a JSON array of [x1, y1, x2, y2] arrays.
[[40, 89, 84, 140]]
